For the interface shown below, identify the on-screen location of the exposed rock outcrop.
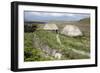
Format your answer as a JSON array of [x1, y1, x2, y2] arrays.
[[32, 34, 62, 59]]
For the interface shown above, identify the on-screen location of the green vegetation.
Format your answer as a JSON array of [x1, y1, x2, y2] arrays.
[[24, 17, 90, 61], [24, 30, 90, 61], [60, 35, 90, 52], [24, 32, 53, 61], [79, 17, 90, 24], [34, 31, 62, 50]]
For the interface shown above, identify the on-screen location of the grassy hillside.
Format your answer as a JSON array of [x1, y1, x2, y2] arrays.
[[24, 17, 90, 62], [79, 17, 90, 24], [75, 18, 90, 36], [24, 30, 90, 61]]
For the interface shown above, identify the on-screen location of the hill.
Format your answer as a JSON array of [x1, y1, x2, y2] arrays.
[[24, 30, 90, 61], [75, 18, 90, 36], [24, 17, 90, 61], [79, 17, 90, 24]]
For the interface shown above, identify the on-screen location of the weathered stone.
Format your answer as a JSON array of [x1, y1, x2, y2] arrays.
[[32, 34, 62, 59]]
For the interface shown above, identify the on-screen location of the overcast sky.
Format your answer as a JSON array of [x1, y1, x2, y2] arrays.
[[24, 11, 90, 22]]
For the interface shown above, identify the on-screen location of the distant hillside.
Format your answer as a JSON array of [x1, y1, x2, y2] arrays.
[[79, 18, 90, 24], [75, 18, 90, 36]]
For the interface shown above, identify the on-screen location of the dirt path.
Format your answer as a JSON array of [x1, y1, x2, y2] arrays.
[[71, 48, 90, 57], [56, 34, 90, 57], [56, 34, 62, 46]]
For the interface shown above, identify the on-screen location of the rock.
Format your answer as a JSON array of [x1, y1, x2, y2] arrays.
[[54, 52, 62, 59], [61, 25, 83, 37], [32, 34, 41, 49], [32, 34, 62, 59]]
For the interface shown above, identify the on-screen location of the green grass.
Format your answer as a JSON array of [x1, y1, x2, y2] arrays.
[[34, 31, 62, 50], [60, 35, 90, 52], [24, 30, 90, 61], [34, 30, 90, 52], [24, 32, 56, 61]]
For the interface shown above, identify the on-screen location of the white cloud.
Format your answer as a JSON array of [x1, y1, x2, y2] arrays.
[[31, 12, 42, 15], [82, 14, 90, 17], [31, 12, 65, 17], [29, 12, 90, 19], [65, 13, 76, 16], [50, 13, 65, 16]]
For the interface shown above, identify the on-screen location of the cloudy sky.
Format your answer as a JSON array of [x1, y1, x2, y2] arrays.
[[24, 11, 90, 22]]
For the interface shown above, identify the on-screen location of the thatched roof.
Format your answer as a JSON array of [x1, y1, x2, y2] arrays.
[[43, 24, 58, 30], [61, 25, 82, 36]]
